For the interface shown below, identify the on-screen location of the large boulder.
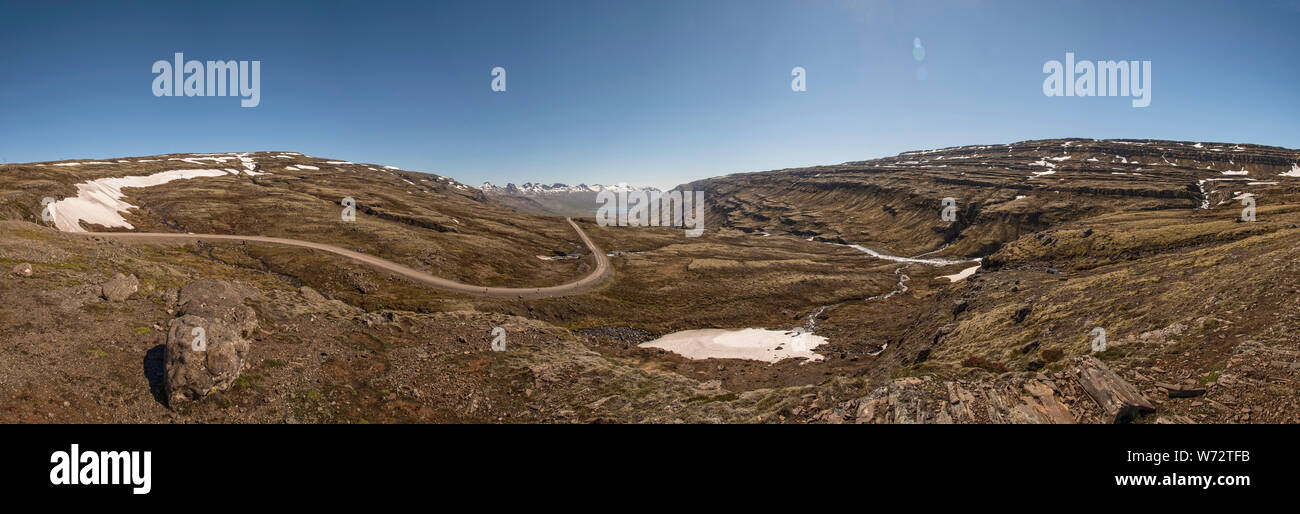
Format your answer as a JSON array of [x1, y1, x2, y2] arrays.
[[163, 315, 250, 405], [163, 280, 261, 406], [177, 280, 260, 337], [101, 273, 139, 302]]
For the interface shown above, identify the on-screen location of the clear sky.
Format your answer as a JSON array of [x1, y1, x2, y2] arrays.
[[1, 0, 1297, 189]]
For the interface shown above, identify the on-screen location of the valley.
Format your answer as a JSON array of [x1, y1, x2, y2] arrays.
[[1, 138, 1298, 423]]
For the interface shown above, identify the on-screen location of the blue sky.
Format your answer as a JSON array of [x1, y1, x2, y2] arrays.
[[1, 0, 1297, 189]]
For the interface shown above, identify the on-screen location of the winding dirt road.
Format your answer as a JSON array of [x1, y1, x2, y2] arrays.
[[76, 217, 611, 299]]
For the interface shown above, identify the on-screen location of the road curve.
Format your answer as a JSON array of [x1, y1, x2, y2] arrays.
[[75, 217, 611, 299]]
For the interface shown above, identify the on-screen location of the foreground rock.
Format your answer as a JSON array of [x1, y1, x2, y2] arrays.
[[836, 375, 1080, 424], [164, 315, 250, 405], [11, 262, 32, 277], [298, 286, 326, 302], [100, 273, 139, 301], [823, 356, 1157, 424], [177, 280, 260, 336], [163, 280, 261, 406], [1075, 357, 1156, 423]]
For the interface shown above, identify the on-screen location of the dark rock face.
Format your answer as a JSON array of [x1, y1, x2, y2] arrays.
[[164, 280, 262, 406], [951, 300, 968, 318], [1011, 303, 1033, 323]]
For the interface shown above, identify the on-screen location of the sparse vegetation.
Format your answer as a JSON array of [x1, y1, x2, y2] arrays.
[[961, 356, 1009, 373], [3, 140, 1298, 424]]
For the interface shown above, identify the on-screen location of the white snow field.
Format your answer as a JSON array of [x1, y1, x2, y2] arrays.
[[640, 328, 829, 363], [49, 167, 263, 232], [940, 264, 981, 283]]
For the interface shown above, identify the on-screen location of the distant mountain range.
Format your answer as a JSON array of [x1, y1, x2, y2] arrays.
[[479, 182, 661, 217]]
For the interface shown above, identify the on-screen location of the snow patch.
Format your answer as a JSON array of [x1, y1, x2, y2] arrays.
[[639, 328, 828, 363], [840, 243, 976, 267], [49, 169, 231, 232], [939, 264, 981, 283]]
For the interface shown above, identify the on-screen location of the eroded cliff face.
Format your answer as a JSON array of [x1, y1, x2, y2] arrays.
[[663, 138, 1300, 423], [686, 138, 1300, 258]]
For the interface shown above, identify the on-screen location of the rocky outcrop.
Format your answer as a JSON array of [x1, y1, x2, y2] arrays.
[[360, 204, 459, 233], [1011, 302, 1033, 323], [1074, 357, 1155, 423], [836, 375, 1082, 424], [687, 138, 1300, 259], [826, 357, 1156, 424], [163, 280, 261, 406], [299, 286, 326, 302]]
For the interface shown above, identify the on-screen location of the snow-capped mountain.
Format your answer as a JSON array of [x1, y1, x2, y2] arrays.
[[479, 182, 661, 217], [478, 182, 658, 194]]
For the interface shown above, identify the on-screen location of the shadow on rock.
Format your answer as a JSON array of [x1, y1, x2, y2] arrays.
[[143, 344, 167, 406]]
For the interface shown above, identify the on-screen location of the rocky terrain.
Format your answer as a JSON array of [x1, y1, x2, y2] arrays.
[[679, 138, 1300, 423], [1, 139, 1297, 423], [688, 139, 1299, 258], [0, 153, 596, 293]]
